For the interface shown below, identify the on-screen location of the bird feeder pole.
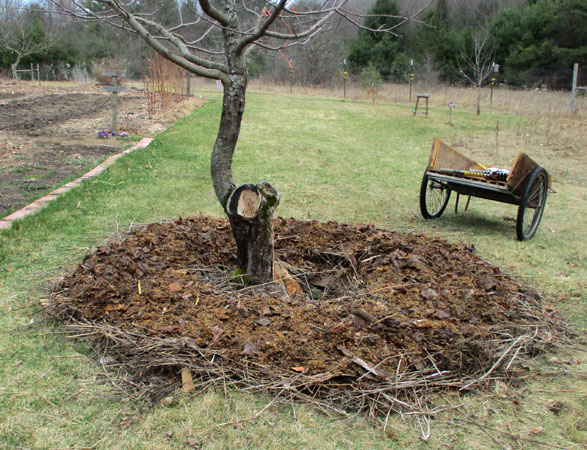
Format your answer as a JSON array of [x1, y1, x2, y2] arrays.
[[490, 63, 499, 108], [409, 59, 414, 101], [343, 59, 348, 99]]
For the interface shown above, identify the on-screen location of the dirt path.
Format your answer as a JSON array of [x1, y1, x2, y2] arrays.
[[0, 83, 203, 216]]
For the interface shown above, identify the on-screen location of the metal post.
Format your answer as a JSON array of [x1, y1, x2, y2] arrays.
[[111, 75, 118, 133], [570, 63, 579, 115], [37, 64, 40, 86], [409, 59, 414, 101], [343, 59, 348, 99], [490, 63, 499, 108], [448, 100, 456, 126]]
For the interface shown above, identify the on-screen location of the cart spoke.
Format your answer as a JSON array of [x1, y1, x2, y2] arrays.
[[427, 183, 448, 215], [420, 174, 451, 220], [519, 170, 547, 240]]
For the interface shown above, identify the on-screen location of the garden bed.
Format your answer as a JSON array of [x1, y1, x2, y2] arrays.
[[49, 216, 565, 416], [0, 83, 201, 216]]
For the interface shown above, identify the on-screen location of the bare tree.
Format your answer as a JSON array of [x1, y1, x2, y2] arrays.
[[0, 3, 53, 79], [59, 0, 421, 283], [457, 29, 494, 115]]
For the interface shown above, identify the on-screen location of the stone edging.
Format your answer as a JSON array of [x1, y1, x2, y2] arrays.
[[0, 137, 154, 230]]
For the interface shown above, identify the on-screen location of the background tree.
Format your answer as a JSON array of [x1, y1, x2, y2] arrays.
[[257, 0, 375, 86], [4, 0, 577, 88], [456, 28, 495, 114], [490, 0, 587, 88], [347, 0, 406, 80], [0, 2, 54, 79], [360, 61, 383, 103]]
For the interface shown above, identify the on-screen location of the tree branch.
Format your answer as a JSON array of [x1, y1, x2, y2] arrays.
[[199, 0, 230, 27], [104, 0, 228, 82], [235, 0, 288, 54]]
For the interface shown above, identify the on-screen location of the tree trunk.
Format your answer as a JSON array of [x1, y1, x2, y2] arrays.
[[209, 67, 279, 283], [10, 54, 22, 80], [227, 183, 280, 282], [476, 84, 481, 115], [208, 5, 281, 284]]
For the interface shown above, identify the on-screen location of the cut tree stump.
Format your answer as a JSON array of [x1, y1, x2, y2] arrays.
[[227, 182, 281, 283]]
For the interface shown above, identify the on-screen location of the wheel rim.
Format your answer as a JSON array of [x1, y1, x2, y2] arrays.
[[522, 173, 546, 237], [426, 180, 449, 216]]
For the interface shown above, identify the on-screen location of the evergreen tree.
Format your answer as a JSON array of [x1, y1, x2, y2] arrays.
[[491, 0, 587, 87], [347, 0, 406, 80]]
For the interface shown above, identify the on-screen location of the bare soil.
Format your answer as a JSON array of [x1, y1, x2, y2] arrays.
[[52, 216, 560, 407], [0, 83, 202, 216]]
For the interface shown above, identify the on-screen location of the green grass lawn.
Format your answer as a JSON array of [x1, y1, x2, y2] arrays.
[[0, 91, 585, 449]]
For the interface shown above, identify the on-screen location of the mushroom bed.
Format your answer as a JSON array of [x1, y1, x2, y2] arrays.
[[51, 216, 556, 408]]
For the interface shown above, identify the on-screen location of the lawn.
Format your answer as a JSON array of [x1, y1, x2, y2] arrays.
[[0, 88, 585, 449]]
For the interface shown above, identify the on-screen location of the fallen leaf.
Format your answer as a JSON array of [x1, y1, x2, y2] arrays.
[[242, 342, 259, 355], [39, 298, 53, 309], [256, 318, 271, 327], [421, 288, 439, 300], [308, 275, 332, 288], [211, 325, 225, 345], [168, 282, 183, 293], [405, 255, 427, 270], [351, 316, 366, 328], [119, 415, 140, 430], [413, 319, 435, 328], [531, 427, 545, 435], [547, 401, 563, 415], [291, 366, 306, 372], [434, 309, 451, 320], [258, 305, 271, 317], [186, 438, 201, 449], [104, 303, 126, 312]]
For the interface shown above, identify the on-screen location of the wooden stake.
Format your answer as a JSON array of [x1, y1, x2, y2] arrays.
[[112, 91, 118, 133], [181, 368, 195, 393]]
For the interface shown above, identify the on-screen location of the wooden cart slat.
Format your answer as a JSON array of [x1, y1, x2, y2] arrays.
[[420, 139, 551, 241], [426, 138, 551, 199]]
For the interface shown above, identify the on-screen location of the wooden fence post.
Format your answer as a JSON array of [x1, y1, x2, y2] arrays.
[[186, 71, 191, 98], [101, 70, 127, 133]]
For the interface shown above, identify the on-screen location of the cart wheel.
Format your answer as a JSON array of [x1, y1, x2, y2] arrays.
[[516, 167, 548, 241], [420, 173, 451, 219]]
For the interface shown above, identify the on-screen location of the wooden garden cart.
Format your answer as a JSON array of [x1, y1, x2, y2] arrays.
[[420, 139, 552, 241]]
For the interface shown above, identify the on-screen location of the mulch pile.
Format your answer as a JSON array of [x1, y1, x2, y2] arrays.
[[49, 216, 562, 416]]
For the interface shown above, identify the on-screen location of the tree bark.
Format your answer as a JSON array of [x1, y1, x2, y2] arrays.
[[226, 182, 280, 282], [10, 54, 22, 80], [208, 8, 280, 283], [210, 79, 245, 207]]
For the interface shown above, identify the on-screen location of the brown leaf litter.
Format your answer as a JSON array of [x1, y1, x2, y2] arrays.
[[48, 216, 565, 417]]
